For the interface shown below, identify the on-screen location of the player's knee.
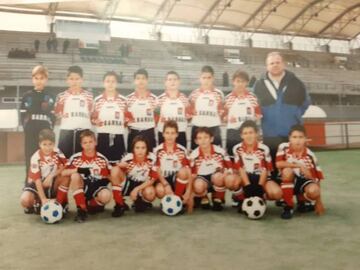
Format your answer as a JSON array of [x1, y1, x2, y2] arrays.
[[20, 192, 35, 208], [143, 186, 156, 202], [305, 184, 320, 200], [155, 183, 165, 199], [281, 168, 294, 182], [266, 183, 283, 200], [193, 179, 206, 195], [224, 174, 236, 190], [211, 172, 224, 187], [96, 189, 112, 205]]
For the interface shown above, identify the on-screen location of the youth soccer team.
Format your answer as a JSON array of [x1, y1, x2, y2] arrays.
[[19, 62, 325, 222]]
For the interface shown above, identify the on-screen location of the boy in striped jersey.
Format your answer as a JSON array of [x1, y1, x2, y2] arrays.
[[54, 66, 94, 158], [92, 71, 127, 164], [276, 125, 325, 219], [223, 70, 262, 158], [157, 71, 191, 148], [189, 66, 224, 150], [189, 127, 233, 211], [153, 121, 192, 210], [126, 68, 158, 151]]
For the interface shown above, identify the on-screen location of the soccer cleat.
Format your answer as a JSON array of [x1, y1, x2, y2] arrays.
[[275, 200, 286, 207], [297, 202, 315, 213], [61, 203, 69, 218], [33, 202, 41, 215], [201, 196, 211, 210], [74, 208, 88, 223], [134, 197, 147, 213], [24, 207, 35, 214], [212, 198, 224, 211], [112, 204, 126, 217], [281, 206, 294, 219], [193, 197, 202, 208], [231, 194, 243, 208], [144, 201, 153, 209], [237, 200, 244, 213]]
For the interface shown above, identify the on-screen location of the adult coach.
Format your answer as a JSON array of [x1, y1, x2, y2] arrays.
[[254, 52, 311, 179]]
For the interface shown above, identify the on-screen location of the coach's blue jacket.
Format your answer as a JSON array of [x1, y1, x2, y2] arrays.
[[254, 70, 311, 138]]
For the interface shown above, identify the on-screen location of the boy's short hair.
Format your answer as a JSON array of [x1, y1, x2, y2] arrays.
[[32, 65, 49, 78], [201, 65, 214, 75], [240, 120, 258, 134], [79, 129, 96, 142], [289, 124, 307, 136], [67, 65, 83, 77], [194, 127, 213, 138], [103, 71, 119, 81], [163, 120, 179, 133], [134, 68, 148, 79], [232, 70, 249, 82], [131, 135, 150, 155], [166, 71, 180, 79], [38, 129, 55, 143]]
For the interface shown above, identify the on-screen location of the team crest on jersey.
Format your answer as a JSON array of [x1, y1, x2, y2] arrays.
[[177, 107, 183, 115], [254, 163, 260, 170], [80, 100, 85, 107], [146, 108, 152, 116], [115, 111, 120, 119], [92, 168, 100, 176]]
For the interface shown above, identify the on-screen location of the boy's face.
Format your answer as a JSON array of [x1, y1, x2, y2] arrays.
[[32, 74, 48, 90], [134, 74, 148, 90], [67, 73, 83, 89], [241, 127, 257, 146], [104, 75, 117, 92], [163, 127, 178, 144], [195, 132, 213, 149], [289, 130, 306, 150], [165, 74, 180, 91], [233, 77, 248, 91], [39, 139, 55, 156], [133, 141, 147, 159], [199, 72, 214, 89], [81, 136, 97, 153]]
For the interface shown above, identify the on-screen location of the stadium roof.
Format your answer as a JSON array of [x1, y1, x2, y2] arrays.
[[0, 0, 359, 41]]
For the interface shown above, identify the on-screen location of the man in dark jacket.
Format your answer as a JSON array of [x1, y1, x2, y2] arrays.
[[254, 52, 311, 180]]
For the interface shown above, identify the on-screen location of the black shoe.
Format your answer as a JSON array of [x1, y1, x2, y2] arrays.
[[112, 204, 126, 217], [193, 197, 201, 208], [281, 206, 294, 219], [33, 202, 41, 215], [297, 202, 315, 213], [201, 197, 211, 210], [61, 203, 69, 218], [134, 197, 147, 213], [74, 208, 88, 223], [123, 202, 130, 211], [87, 205, 105, 215], [237, 200, 244, 213], [24, 207, 35, 214], [275, 200, 286, 207], [212, 199, 224, 211], [144, 201, 153, 209]]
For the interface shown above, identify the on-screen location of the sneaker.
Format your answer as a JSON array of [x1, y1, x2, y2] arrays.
[[112, 204, 126, 217], [134, 197, 147, 213], [193, 197, 201, 208], [24, 207, 35, 214], [212, 199, 224, 211], [281, 206, 294, 219], [275, 200, 286, 207], [201, 196, 211, 210], [74, 208, 88, 223]]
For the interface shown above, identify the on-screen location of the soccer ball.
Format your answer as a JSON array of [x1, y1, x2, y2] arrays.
[[242, 196, 266, 220], [40, 200, 63, 224], [161, 195, 183, 216]]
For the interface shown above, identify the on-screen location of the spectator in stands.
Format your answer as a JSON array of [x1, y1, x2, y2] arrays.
[[63, 39, 70, 54], [222, 71, 229, 87], [46, 37, 52, 52], [254, 51, 311, 181], [52, 37, 58, 52], [34, 39, 40, 53]]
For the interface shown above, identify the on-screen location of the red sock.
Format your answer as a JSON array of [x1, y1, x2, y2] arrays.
[[174, 178, 188, 197], [233, 188, 245, 201], [281, 182, 294, 208], [213, 186, 226, 202], [297, 194, 306, 203], [112, 185, 124, 205], [73, 189, 87, 210], [56, 185, 69, 206], [88, 198, 103, 207]]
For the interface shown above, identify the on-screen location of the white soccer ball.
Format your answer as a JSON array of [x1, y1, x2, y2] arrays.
[[242, 196, 266, 220], [40, 200, 63, 224], [161, 195, 183, 216]]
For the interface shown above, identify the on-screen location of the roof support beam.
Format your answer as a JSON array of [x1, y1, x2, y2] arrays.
[[152, 0, 178, 34], [99, 0, 121, 21]]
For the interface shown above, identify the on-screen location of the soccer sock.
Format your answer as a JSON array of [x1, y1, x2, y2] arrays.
[[281, 182, 294, 208], [112, 185, 125, 205], [233, 188, 245, 201], [73, 189, 87, 210], [213, 186, 226, 202], [297, 194, 306, 203], [174, 178, 188, 197], [56, 185, 69, 206], [88, 198, 103, 207]]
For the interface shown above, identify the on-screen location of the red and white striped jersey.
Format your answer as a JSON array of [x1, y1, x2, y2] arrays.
[[126, 91, 157, 130], [92, 93, 127, 134], [224, 90, 262, 129], [157, 91, 190, 133], [54, 89, 93, 130], [28, 148, 67, 182], [189, 145, 232, 175], [276, 142, 324, 181], [120, 153, 158, 182], [233, 142, 272, 175], [189, 88, 224, 127], [154, 143, 189, 177], [66, 151, 111, 180]]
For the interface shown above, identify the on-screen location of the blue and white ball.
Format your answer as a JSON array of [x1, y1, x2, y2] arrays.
[[161, 195, 183, 216], [242, 196, 266, 220], [40, 200, 63, 224]]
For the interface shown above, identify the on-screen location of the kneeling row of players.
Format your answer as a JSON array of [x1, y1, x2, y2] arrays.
[[20, 120, 325, 223]]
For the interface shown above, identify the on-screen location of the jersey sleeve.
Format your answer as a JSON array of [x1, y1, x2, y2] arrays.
[[263, 146, 273, 171], [28, 157, 41, 182], [54, 93, 64, 118], [311, 154, 324, 181], [275, 144, 287, 162]]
